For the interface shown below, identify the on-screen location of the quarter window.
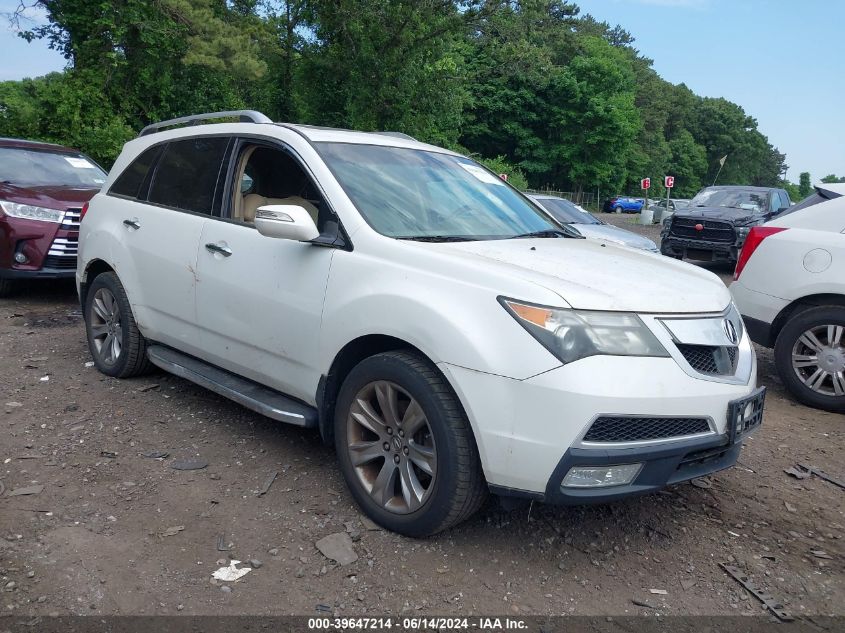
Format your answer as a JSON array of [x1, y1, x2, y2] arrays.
[[109, 145, 163, 199], [148, 137, 229, 214]]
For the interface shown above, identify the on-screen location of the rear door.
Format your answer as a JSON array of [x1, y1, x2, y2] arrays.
[[114, 136, 230, 356]]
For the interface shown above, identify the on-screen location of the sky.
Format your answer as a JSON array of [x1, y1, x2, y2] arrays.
[[575, 0, 844, 182], [0, 0, 842, 182]]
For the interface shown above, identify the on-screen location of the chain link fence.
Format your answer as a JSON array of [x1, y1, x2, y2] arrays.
[[525, 189, 600, 211]]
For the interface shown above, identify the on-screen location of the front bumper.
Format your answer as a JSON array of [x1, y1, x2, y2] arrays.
[[440, 351, 758, 498], [660, 236, 738, 262], [0, 266, 75, 280]]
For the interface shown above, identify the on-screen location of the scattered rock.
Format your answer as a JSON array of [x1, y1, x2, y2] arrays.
[[784, 501, 797, 513], [249, 559, 263, 569], [268, 548, 279, 556], [160, 525, 185, 537], [7, 485, 44, 497], [316, 532, 358, 566], [810, 550, 833, 560], [680, 578, 696, 591], [171, 460, 208, 471], [220, 585, 232, 594], [142, 450, 170, 459], [359, 515, 382, 531], [138, 384, 160, 392], [632, 599, 656, 609]]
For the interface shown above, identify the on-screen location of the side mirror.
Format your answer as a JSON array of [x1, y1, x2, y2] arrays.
[[255, 205, 320, 242]]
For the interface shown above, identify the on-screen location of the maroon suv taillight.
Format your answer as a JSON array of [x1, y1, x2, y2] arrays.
[[734, 226, 788, 281], [80, 201, 89, 221]]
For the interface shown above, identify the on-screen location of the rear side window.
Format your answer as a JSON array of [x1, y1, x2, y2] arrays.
[[109, 145, 163, 199], [148, 137, 229, 214]]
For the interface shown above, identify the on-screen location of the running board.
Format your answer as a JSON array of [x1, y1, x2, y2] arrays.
[[146, 345, 318, 428]]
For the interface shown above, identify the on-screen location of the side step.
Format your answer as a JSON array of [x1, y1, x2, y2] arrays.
[[146, 345, 318, 428]]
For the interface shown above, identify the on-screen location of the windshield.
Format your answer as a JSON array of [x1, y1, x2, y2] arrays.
[[316, 143, 558, 240], [0, 147, 107, 188], [536, 198, 600, 225], [690, 188, 768, 213]]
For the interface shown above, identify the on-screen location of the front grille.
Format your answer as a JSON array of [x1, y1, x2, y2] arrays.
[[669, 217, 735, 242], [43, 255, 77, 270], [676, 343, 738, 376], [47, 236, 78, 257], [61, 208, 82, 230], [583, 416, 711, 443]]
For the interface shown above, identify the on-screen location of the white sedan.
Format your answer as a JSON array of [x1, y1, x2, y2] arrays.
[[731, 183, 845, 412]]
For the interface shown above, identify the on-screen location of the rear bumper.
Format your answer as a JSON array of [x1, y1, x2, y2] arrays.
[[742, 315, 774, 348], [661, 236, 738, 262]]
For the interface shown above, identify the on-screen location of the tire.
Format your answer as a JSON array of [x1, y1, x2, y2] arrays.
[[334, 350, 487, 537], [774, 305, 845, 413], [614, 206, 623, 214], [0, 278, 13, 298], [84, 271, 152, 378]]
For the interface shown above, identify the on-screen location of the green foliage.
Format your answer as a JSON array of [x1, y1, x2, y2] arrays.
[[781, 180, 801, 202], [798, 172, 812, 198], [0, 0, 794, 193], [476, 155, 528, 190], [821, 174, 845, 183]]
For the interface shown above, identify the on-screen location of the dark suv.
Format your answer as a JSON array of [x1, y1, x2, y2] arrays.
[[660, 185, 791, 265], [0, 138, 106, 296]]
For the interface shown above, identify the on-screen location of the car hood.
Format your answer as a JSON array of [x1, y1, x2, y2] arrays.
[[430, 238, 730, 313], [0, 183, 100, 210], [569, 224, 657, 250], [674, 206, 761, 225]]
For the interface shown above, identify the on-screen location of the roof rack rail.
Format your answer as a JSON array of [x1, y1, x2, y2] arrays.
[[139, 110, 273, 137], [379, 131, 417, 141]]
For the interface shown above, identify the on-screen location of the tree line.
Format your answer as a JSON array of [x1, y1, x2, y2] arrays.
[[0, 0, 792, 199]]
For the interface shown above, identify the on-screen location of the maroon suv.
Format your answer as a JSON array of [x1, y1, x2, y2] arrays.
[[0, 138, 106, 296]]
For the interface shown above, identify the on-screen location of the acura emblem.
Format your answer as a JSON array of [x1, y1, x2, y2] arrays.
[[723, 319, 739, 345]]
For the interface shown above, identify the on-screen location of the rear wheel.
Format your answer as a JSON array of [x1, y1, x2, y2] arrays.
[[614, 205, 623, 214], [0, 278, 13, 298], [774, 305, 845, 413], [84, 272, 152, 378], [334, 351, 487, 537]]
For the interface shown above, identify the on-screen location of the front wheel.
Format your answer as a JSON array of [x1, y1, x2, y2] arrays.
[[0, 278, 13, 298], [334, 351, 487, 537], [84, 272, 152, 378], [774, 305, 845, 413], [614, 205, 623, 214]]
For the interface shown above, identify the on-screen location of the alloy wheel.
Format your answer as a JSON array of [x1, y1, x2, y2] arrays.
[[346, 380, 437, 514], [791, 324, 845, 396], [89, 287, 123, 365]]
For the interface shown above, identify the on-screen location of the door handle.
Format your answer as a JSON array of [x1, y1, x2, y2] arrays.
[[205, 242, 233, 257], [123, 218, 141, 230]]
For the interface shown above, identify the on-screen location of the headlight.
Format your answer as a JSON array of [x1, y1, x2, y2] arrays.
[[500, 298, 669, 364], [736, 226, 751, 239], [0, 201, 66, 223]]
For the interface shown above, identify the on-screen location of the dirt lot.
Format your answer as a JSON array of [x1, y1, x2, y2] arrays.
[[1, 234, 843, 618]]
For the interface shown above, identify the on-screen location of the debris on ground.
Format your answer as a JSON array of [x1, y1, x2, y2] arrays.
[[142, 450, 170, 459], [797, 463, 845, 490], [6, 485, 44, 497], [170, 459, 208, 471], [316, 532, 358, 566], [810, 550, 833, 560], [99, 451, 118, 459], [784, 466, 810, 480], [649, 588, 668, 595], [160, 525, 185, 537], [137, 384, 160, 393], [690, 477, 712, 489], [719, 563, 793, 622], [216, 533, 231, 552], [212, 560, 252, 582], [631, 599, 656, 609], [249, 559, 262, 569], [256, 471, 278, 496], [680, 578, 697, 591], [784, 501, 797, 513], [359, 515, 382, 531]]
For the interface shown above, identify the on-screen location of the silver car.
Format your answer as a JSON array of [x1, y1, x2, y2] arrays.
[[529, 194, 659, 252]]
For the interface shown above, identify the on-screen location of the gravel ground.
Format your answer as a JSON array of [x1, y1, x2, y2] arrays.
[[1, 241, 842, 618]]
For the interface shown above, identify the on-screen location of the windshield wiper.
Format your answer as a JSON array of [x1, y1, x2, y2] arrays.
[[395, 235, 478, 242], [511, 229, 569, 239]]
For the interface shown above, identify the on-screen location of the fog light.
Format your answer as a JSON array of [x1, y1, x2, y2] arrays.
[[14, 252, 28, 264], [561, 463, 643, 489]]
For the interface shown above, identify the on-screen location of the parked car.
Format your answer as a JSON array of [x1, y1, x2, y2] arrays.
[[731, 183, 844, 412], [78, 110, 763, 536], [0, 138, 106, 297], [660, 185, 792, 265], [529, 194, 658, 252], [649, 198, 690, 224], [603, 196, 645, 214]]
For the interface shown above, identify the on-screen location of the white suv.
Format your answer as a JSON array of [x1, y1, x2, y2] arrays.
[[77, 111, 762, 536], [731, 183, 845, 412]]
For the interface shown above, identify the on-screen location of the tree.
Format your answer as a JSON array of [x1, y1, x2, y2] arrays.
[[821, 174, 845, 183], [798, 172, 812, 198]]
